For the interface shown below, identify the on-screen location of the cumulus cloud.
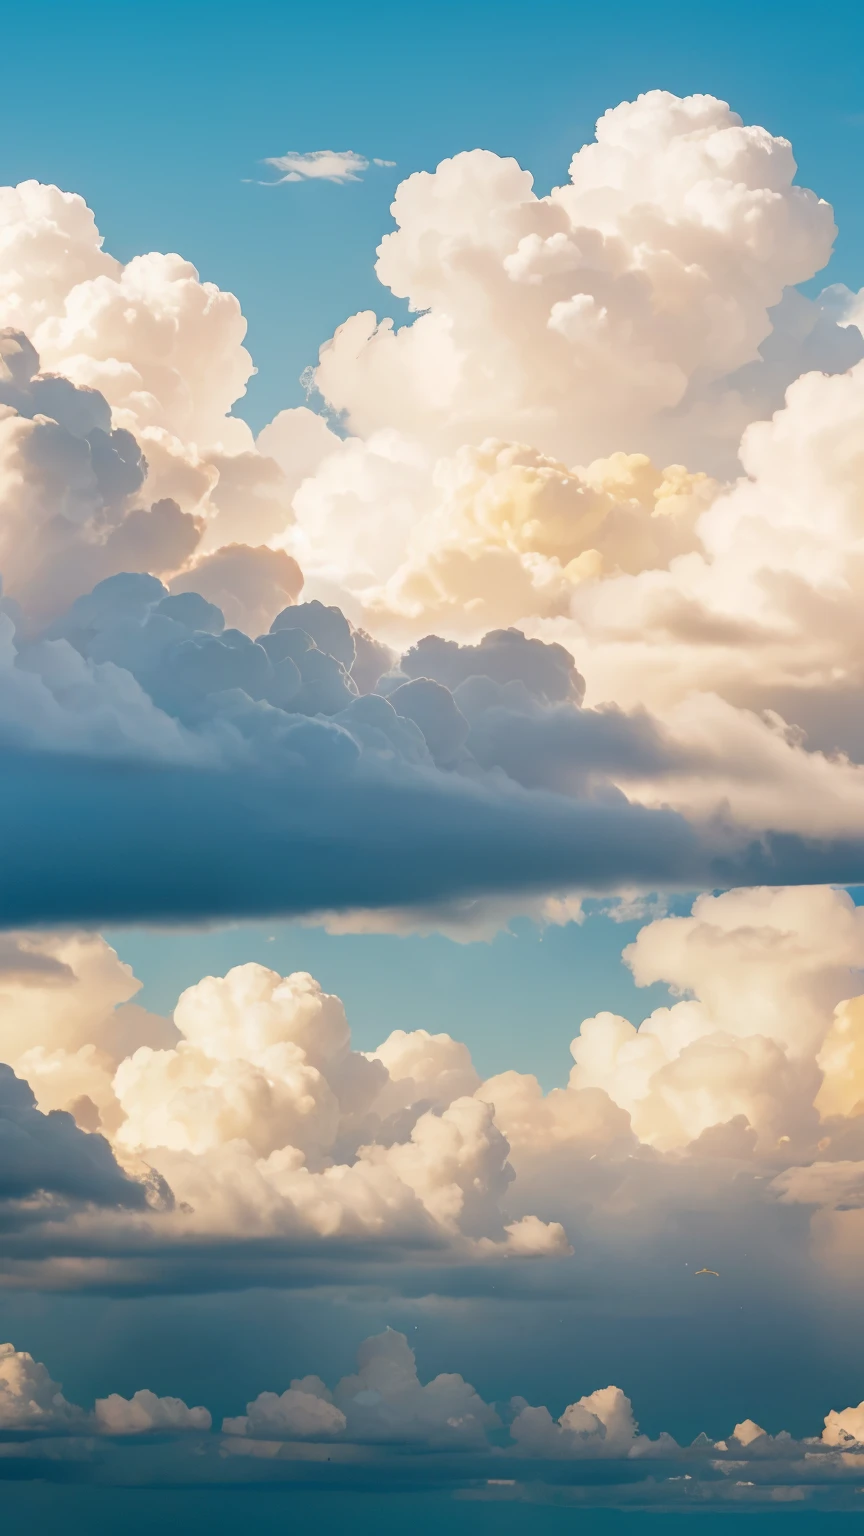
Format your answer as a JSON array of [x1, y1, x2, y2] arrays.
[[94, 1390, 211, 1434], [312, 91, 849, 471], [0, 1342, 83, 1431], [8, 87, 864, 1515], [2, 883, 864, 1290], [0, 184, 327, 635], [0, 1065, 148, 1209], [0, 1341, 207, 1442], [5, 1328, 864, 1504], [0, 953, 555, 1263], [3, 114, 864, 926], [225, 1328, 497, 1447]]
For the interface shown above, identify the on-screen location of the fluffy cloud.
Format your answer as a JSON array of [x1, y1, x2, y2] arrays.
[[0, 573, 725, 927], [816, 998, 864, 1120], [0, 1342, 83, 1431], [0, 1065, 148, 1209], [509, 1385, 646, 1458], [313, 91, 847, 471], [43, 956, 558, 1258], [6, 567, 864, 929], [562, 886, 864, 1151], [2, 883, 864, 1288], [5, 1329, 864, 1505], [0, 186, 322, 632], [558, 356, 864, 740], [0, 328, 199, 625], [4, 103, 864, 927], [0, 1341, 207, 1439]]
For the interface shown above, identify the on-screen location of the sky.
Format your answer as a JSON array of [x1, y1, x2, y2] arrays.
[[3, 0, 864, 431], [4, 0, 864, 1528]]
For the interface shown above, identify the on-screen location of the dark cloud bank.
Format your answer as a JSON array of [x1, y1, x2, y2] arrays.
[[3, 577, 864, 926]]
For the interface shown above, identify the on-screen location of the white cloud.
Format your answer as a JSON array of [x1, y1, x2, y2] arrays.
[[313, 92, 845, 471], [0, 1342, 83, 1430], [94, 1390, 211, 1434], [262, 151, 371, 185], [5, 1330, 864, 1504], [224, 1328, 498, 1447]]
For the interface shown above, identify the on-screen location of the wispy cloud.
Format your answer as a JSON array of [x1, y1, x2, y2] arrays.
[[258, 149, 394, 185]]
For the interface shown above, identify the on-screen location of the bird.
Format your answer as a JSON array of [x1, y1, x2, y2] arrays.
[[695, 1268, 719, 1277]]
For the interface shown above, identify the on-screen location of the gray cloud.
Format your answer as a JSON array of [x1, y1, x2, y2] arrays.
[[0, 1067, 147, 1209]]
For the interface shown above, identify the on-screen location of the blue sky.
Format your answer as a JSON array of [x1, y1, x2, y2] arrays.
[[2, 0, 863, 431]]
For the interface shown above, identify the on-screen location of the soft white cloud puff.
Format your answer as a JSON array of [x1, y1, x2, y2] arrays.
[[0, 1342, 208, 1437], [314, 91, 842, 470], [510, 1384, 646, 1458], [0, 186, 321, 625], [0, 1342, 83, 1430], [262, 151, 371, 185], [6, 1332, 864, 1507]]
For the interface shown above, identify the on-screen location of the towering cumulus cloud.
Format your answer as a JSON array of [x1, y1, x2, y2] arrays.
[[0, 93, 863, 915], [4, 1327, 864, 1506], [315, 92, 846, 466]]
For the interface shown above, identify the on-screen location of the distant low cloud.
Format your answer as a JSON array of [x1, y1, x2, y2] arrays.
[[5, 1328, 864, 1509], [260, 150, 394, 185]]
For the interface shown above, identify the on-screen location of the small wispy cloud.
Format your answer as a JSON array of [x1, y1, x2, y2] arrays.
[[256, 150, 395, 186]]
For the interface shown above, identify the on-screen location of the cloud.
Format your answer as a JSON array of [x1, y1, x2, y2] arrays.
[[7, 1329, 864, 1506], [2, 883, 864, 1292], [261, 151, 372, 185], [5, 93, 864, 1512], [312, 91, 850, 473], [224, 1328, 497, 1447], [94, 1390, 210, 1434], [4, 569, 864, 930], [0, 1342, 84, 1431], [0, 1065, 148, 1210], [6, 133, 864, 897], [0, 1341, 207, 1440]]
